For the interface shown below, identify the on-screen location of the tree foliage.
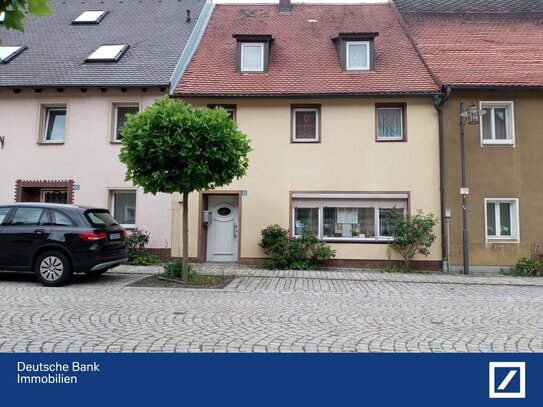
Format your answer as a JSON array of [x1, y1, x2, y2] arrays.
[[119, 96, 251, 280], [389, 210, 438, 270], [119, 96, 250, 195], [0, 0, 52, 32]]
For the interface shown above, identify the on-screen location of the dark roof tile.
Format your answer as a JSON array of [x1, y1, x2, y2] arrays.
[[0, 0, 205, 87]]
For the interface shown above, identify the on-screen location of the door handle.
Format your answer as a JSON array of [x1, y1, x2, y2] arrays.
[[34, 229, 46, 234], [233, 223, 238, 238]]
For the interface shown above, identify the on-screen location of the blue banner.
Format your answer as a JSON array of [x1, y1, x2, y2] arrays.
[[0, 353, 541, 406]]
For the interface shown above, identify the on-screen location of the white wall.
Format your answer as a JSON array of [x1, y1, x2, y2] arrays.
[[0, 88, 172, 249]]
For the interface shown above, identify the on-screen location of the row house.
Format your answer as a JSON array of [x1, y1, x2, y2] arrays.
[[395, 0, 543, 271], [0, 0, 207, 256], [170, 1, 443, 268]]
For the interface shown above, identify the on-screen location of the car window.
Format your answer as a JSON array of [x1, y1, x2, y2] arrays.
[[51, 210, 76, 226], [0, 207, 11, 225], [10, 207, 48, 226], [86, 210, 119, 227]]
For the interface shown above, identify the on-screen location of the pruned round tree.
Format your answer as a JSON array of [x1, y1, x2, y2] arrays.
[[119, 96, 251, 280]]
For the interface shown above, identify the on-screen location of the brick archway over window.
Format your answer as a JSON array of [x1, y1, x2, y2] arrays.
[[15, 180, 75, 204]]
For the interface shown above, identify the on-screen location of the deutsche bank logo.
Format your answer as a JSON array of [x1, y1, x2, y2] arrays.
[[489, 362, 526, 399]]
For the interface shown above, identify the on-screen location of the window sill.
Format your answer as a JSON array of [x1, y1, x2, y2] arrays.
[[292, 139, 320, 143], [110, 141, 122, 145], [376, 138, 405, 142], [38, 141, 65, 145], [486, 237, 519, 244], [323, 238, 393, 244], [481, 140, 514, 146]]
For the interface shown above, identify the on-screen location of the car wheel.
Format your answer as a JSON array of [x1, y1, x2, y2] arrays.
[[34, 251, 73, 287], [84, 268, 109, 277]]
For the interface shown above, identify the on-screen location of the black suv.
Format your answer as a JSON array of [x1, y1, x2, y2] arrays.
[[0, 203, 128, 286]]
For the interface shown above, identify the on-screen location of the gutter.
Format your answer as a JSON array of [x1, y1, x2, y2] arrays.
[[433, 86, 452, 272], [171, 92, 441, 99], [169, 0, 216, 96]]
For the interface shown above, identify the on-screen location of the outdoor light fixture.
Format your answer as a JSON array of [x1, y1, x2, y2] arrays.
[[459, 101, 486, 275], [460, 104, 486, 125]]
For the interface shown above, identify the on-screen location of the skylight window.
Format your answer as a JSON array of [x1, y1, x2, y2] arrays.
[[72, 10, 108, 24], [86, 45, 128, 62], [0, 46, 26, 64]]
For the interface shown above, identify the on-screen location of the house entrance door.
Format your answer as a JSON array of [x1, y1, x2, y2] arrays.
[[206, 195, 239, 262]]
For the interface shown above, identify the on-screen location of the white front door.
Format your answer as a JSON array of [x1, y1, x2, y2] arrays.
[[206, 195, 239, 262]]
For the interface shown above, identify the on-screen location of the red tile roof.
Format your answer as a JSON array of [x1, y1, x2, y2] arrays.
[[173, 4, 440, 97], [404, 13, 543, 87]]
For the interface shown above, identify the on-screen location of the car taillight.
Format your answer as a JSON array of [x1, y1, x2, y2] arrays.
[[121, 231, 128, 238], [79, 232, 108, 241]]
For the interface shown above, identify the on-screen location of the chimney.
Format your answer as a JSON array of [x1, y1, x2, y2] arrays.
[[278, 0, 291, 14], [186, 9, 191, 23]]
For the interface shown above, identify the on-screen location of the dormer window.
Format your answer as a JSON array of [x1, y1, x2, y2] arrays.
[[0, 46, 26, 64], [72, 10, 108, 24], [346, 41, 370, 70], [241, 43, 264, 72], [333, 33, 378, 71], [234, 35, 273, 73]]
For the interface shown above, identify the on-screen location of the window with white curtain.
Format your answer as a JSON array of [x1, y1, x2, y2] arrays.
[[346, 41, 370, 70], [377, 105, 404, 140], [292, 193, 407, 241]]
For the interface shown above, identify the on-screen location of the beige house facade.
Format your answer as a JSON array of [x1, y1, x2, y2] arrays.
[[171, 98, 442, 267], [171, 3, 443, 268]]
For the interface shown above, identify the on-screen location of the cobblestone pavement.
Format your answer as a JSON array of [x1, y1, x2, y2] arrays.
[[0, 265, 542, 353]]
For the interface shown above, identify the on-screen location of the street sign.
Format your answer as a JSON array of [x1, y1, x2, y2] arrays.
[[460, 187, 469, 195]]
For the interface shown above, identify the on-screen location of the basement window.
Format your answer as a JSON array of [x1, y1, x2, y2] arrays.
[[86, 45, 128, 62], [0, 46, 26, 64], [72, 10, 108, 24]]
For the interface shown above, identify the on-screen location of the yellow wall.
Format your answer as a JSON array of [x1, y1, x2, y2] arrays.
[[172, 98, 441, 263]]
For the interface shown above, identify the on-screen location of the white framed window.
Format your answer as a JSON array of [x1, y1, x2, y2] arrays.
[[292, 106, 320, 142], [346, 41, 370, 71], [484, 198, 519, 243], [42, 106, 67, 143], [240, 43, 264, 72], [72, 10, 108, 24], [376, 105, 405, 141], [110, 190, 136, 228], [292, 193, 408, 242], [0, 45, 25, 63], [86, 44, 128, 62], [480, 102, 515, 146], [112, 104, 139, 142]]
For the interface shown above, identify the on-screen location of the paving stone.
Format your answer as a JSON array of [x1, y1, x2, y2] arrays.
[[0, 266, 541, 353]]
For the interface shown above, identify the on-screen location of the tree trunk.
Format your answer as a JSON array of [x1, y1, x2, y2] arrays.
[[182, 191, 189, 282]]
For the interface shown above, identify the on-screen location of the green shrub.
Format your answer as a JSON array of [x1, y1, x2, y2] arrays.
[[509, 256, 542, 277], [389, 210, 438, 271], [130, 253, 161, 266], [259, 225, 335, 270], [126, 228, 151, 264], [162, 261, 216, 285]]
